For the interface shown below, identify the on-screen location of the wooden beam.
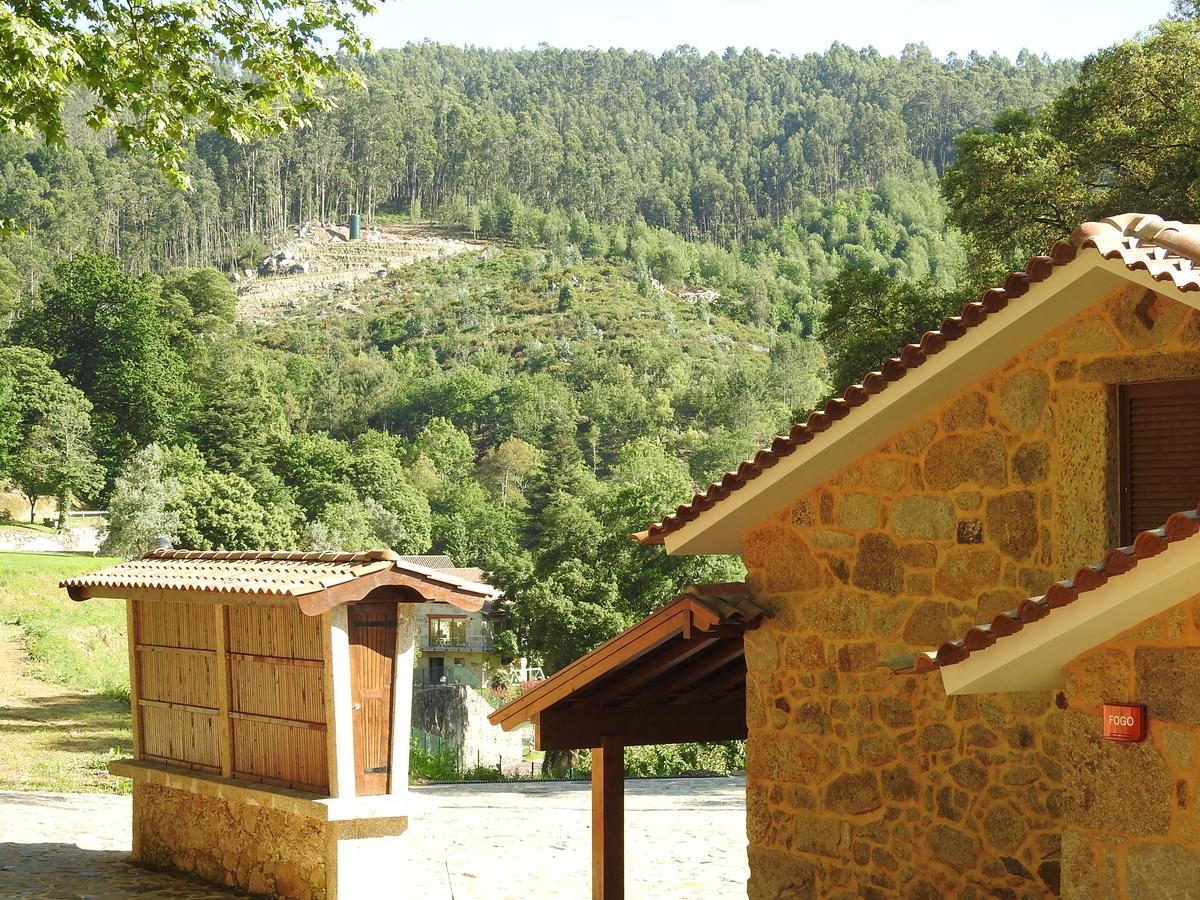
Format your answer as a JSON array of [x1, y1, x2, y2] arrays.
[[538, 701, 746, 750], [137, 698, 218, 715], [572, 633, 717, 709], [592, 736, 624, 900], [494, 611, 692, 728], [135, 644, 217, 656], [214, 604, 233, 777], [226, 651, 324, 668], [633, 639, 745, 703], [670, 658, 747, 705], [490, 598, 723, 730], [228, 710, 327, 731], [126, 599, 143, 759]]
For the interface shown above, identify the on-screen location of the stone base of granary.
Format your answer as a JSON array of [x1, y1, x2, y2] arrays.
[[113, 760, 409, 899]]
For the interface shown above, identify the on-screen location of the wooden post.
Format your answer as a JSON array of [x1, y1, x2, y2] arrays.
[[126, 599, 142, 759], [326, 606, 357, 798], [591, 736, 624, 900], [213, 603, 233, 777]]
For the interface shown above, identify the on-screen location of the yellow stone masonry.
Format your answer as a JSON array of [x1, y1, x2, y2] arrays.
[[741, 284, 1200, 898], [1061, 593, 1200, 898]]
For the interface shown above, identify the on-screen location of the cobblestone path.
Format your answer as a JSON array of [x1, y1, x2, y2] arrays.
[[0, 778, 748, 898]]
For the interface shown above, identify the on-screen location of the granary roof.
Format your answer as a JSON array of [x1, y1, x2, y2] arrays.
[[398, 555, 489, 593], [489, 583, 769, 749], [634, 213, 1200, 555], [902, 504, 1200, 694], [62, 548, 501, 615]]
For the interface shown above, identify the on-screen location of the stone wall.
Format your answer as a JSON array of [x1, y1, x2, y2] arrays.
[[1060, 594, 1200, 899], [412, 683, 528, 772], [741, 284, 1200, 898], [134, 783, 328, 899]]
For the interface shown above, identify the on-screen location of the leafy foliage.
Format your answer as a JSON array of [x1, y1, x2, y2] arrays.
[[0, 37, 1101, 670], [818, 262, 963, 393], [0, 0, 374, 195], [945, 18, 1200, 276]]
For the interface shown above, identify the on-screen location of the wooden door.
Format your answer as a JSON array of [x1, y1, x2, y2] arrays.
[[348, 601, 397, 796]]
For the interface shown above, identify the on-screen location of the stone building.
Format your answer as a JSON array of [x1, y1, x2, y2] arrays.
[[632, 214, 1200, 897]]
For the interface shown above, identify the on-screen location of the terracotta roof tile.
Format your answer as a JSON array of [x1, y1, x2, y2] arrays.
[[633, 214, 1200, 546], [679, 582, 770, 626], [62, 547, 500, 602], [902, 504, 1200, 676]]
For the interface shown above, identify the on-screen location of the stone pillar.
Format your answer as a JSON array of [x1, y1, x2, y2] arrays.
[[326, 817, 410, 898], [326, 605, 357, 799], [390, 604, 416, 797]]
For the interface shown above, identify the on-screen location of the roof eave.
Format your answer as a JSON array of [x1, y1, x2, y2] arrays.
[[661, 256, 1200, 557], [940, 530, 1200, 695]]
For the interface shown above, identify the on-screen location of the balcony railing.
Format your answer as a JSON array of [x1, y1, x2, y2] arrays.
[[422, 634, 494, 653]]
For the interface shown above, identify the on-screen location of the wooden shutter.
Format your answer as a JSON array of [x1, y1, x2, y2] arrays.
[[1119, 378, 1200, 543]]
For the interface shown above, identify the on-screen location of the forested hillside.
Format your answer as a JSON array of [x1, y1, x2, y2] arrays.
[[0, 43, 1073, 295], [5, 12, 1193, 670]]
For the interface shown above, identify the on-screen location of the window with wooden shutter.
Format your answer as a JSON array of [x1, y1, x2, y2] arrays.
[[1118, 377, 1200, 543]]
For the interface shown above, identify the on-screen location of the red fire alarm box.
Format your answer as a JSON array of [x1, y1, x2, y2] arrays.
[[1102, 703, 1147, 742]]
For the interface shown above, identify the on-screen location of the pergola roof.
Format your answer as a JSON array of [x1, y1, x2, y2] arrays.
[[489, 583, 768, 750], [62, 548, 500, 615]]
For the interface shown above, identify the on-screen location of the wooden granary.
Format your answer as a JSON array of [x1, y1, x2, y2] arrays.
[[62, 547, 499, 899]]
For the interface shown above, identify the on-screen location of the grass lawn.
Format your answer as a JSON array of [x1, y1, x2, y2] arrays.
[[0, 551, 134, 793]]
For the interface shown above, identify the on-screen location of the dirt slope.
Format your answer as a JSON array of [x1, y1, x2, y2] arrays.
[[235, 222, 485, 320]]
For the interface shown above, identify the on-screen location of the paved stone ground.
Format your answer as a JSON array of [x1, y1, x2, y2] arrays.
[[0, 778, 748, 898]]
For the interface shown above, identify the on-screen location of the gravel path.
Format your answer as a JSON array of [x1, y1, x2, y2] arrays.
[[0, 778, 748, 898]]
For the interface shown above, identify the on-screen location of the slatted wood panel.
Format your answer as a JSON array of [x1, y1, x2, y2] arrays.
[[136, 601, 216, 649], [226, 604, 328, 789], [349, 602, 397, 796], [1119, 378, 1200, 542], [228, 605, 323, 660], [229, 657, 325, 723], [140, 702, 220, 771], [231, 717, 328, 793], [134, 602, 222, 769], [137, 646, 218, 708]]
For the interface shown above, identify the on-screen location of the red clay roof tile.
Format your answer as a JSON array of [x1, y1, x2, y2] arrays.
[[633, 214, 1200, 546]]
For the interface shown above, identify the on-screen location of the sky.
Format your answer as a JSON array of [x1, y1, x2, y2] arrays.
[[361, 0, 1175, 61]]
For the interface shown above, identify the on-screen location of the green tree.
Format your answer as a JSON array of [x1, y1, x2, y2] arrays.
[[8, 391, 104, 523], [174, 469, 280, 550], [818, 262, 960, 393], [101, 443, 184, 556], [15, 253, 189, 478], [191, 351, 286, 481], [945, 18, 1200, 275], [346, 448, 433, 552], [0, 0, 374, 199], [411, 417, 475, 479], [477, 438, 541, 506]]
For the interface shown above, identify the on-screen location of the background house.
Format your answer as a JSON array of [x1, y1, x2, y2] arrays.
[[635, 214, 1200, 898], [402, 555, 503, 689]]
